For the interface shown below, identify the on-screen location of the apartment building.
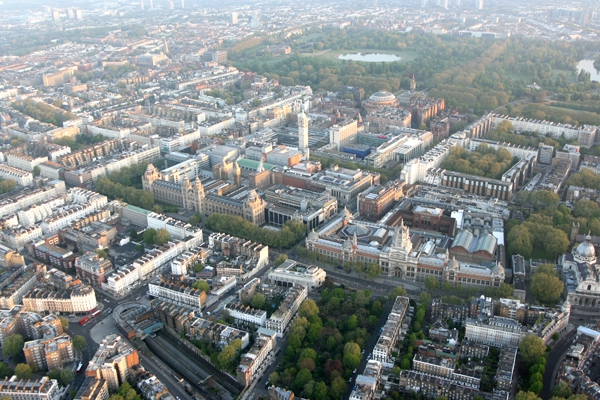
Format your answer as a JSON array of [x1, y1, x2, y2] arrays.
[[0, 376, 60, 400], [224, 302, 267, 327], [0, 306, 63, 347], [23, 285, 97, 314], [465, 316, 525, 347], [0, 180, 66, 219], [265, 285, 307, 337], [74, 378, 109, 400], [237, 330, 277, 387], [0, 266, 38, 309], [0, 164, 33, 187], [85, 334, 140, 391], [148, 277, 206, 311], [329, 119, 358, 151], [24, 334, 75, 371], [75, 252, 114, 287], [1, 225, 43, 250], [102, 265, 139, 297], [372, 296, 410, 367]]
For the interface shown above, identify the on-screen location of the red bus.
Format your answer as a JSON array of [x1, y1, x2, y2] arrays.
[[91, 310, 101, 318], [79, 316, 90, 326], [76, 363, 83, 375]]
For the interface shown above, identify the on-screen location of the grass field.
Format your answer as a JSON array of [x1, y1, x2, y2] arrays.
[[314, 48, 419, 63]]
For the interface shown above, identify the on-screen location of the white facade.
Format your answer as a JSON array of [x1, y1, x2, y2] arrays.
[[102, 265, 139, 296], [0, 164, 33, 187], [465, 316, 525, 347], [224, 302, 267, 327], [267, 260, 326, 290], [0, 376, 60, 400], [1, 226, 43, 250], [401, 140, 456, 185], [23, 286, 98, 314], [6, 154, 48, 172], [133, 241, 186, 280], [265, 285, 307, 337], [0, 181, 66, 219], [148, 281, 204, 310], [329, 120, 358, 151]]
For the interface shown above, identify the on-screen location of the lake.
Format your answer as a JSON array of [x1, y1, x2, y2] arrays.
[[337, 52, 402, 62], [576, 59, 600, 82]]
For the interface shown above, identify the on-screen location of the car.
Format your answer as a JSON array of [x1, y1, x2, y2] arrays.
[[353, 369, 356, 374]]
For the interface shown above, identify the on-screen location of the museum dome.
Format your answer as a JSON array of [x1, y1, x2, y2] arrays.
[[576, 239, 596, 259], [369, 91, 397, 104], [345, 224, 370, 237], [308, 230, 319, 241], [491, 262, 505, 276]]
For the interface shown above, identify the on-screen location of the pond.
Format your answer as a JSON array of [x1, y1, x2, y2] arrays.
[[576, 59, 600, 82], [337, 52, 402, 62]]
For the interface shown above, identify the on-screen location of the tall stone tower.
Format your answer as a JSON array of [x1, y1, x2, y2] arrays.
[[233, 161, 242, 187], [298, 111, 309, 160], [142, 164, 161, 192], [183, 178, 204, 213], [243, 190, 266, 226]]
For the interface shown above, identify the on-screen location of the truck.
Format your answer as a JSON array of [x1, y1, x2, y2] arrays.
[[79, 316, 91, 326]]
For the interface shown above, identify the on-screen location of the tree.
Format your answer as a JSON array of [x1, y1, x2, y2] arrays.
[[313, 382, 328, 400], [519, 335, 547, 366], [73, 335, 87, 350], [515, 392, 542, 400], [268, 371, 279, 386], [507, 225, 534, 258], [400, 357, 411, 369], [3, 334, 24, 357], [60, 369, 74, 386], [0, 363, 12, 378], [274, 254, 288, 266], [419, 292, 432, 305], [59, 317, 69, 331], [191, 280, 210, 293], [95, 249, 108, 259], [330, 376, 347, 399], [390, 286, 407, 298], [425, 276, 440, 291], [32, 166, 40, 177], [531, 273, 564, 305], [14, 363, 32, 379], [142, 228, 157, 245], [154, 228, 171, 246], [251, 293, 266, 309], [551, 382, 572, 399], [543, 228, 569, 257], [365, 263, 381, 279], [293, 368, 312, 392], [298, 299, 319, 319], [193, 262, 204, 272]]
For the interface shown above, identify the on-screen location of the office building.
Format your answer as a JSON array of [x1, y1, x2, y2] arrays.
[[267, 260, 326, 290], [330, 120, 358, 151], [24, 334, 75, 371]]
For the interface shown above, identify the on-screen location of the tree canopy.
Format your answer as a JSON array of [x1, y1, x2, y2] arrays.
[[519, 335, 547, 366], [531, 267, 564, 305], [3, 334, 24, 357]]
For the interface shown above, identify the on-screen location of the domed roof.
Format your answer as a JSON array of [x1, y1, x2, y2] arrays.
[[308, 230, 319, 241], [576, 240, 596, 259], [345, 224, 370, 237], [369, 91, 396, 103], [447, 256, 459, 270], [491, 262, 505, 276]]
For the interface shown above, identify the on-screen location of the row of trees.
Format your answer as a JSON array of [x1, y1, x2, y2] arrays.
[[518, 335, 548, 395], [440, 145, 517, 180], [11, 98, 76, 127], [205, 213, 306, 249], [0, 179, 16, 195], [55, 134, 108, 151], [568, 168, 600, 190], [192, 337, 244, 373], [96, 178, 154, 210]]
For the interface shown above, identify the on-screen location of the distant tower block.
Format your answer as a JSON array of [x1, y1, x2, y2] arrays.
[[163, 38, 169, 55], [298, 111, 309, 159], [410, 74, 417, 92], [231, 12, 238, 24], [169, 0, 174, 10], [149, 0, 154, 8], [181, 0, 184, 8], [141, 1, 145, 10]]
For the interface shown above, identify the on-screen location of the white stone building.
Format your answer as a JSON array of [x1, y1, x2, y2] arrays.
[[0, 376, 60, 400], [267, 260, 326, 290], [265, 285, 307, 337]]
